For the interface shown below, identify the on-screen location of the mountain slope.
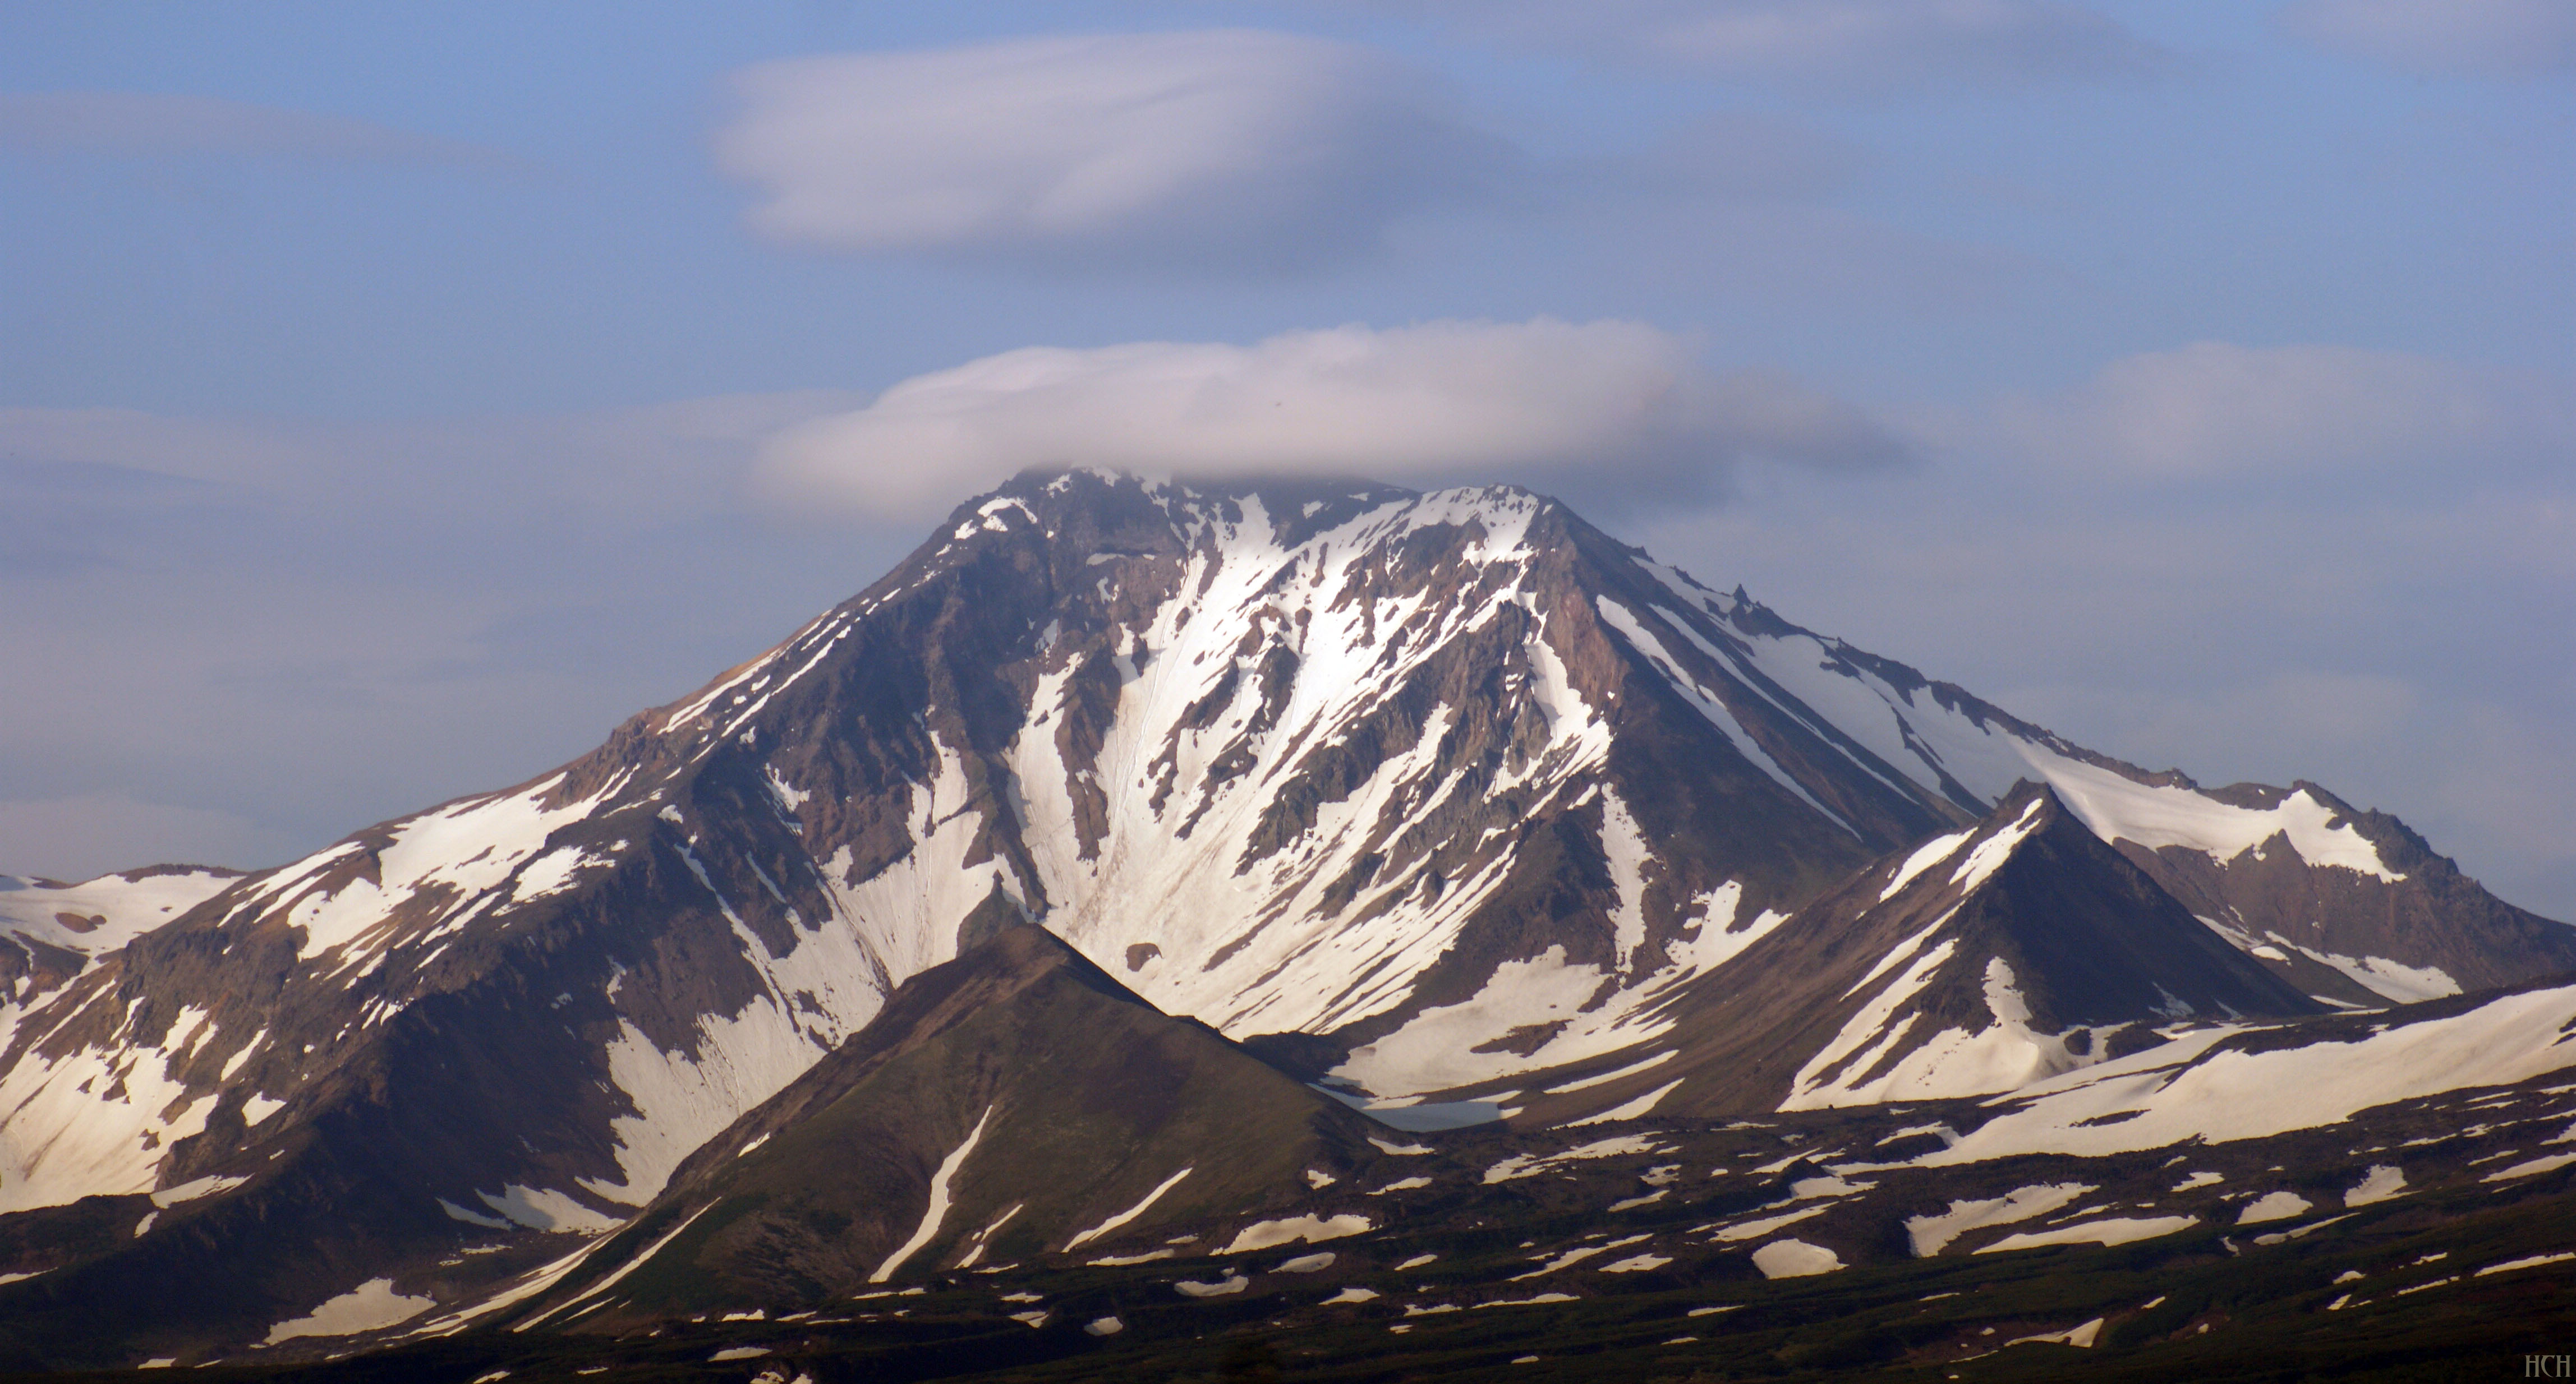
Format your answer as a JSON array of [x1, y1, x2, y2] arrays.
[[143, 971, 2576, 1379], [0, 469, 2561, 1369], [472, 924, 1396, 1336], [0, 867, 236, 1013], [1606, 589, 2576, 1008], [1493, 781, 2327, 1125]]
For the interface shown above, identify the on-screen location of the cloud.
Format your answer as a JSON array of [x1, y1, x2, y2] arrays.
[[754, 319, 1908, 520], [1965, 342, 2573, 481], [0, 90, 507, 164], [712, 31, 1517, 270], [2282, 0, 2576, 77], [1334, 0, 2163, 89]]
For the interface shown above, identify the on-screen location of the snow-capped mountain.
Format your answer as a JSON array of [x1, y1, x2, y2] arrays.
[[0, 868, 237, 1011], [0, 469, 2565, 1368], [1485, 782, 2329, 1128]]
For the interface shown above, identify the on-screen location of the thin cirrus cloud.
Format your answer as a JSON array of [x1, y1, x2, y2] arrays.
[[1339, 0, 2164, 88], [713, 30, 1520, 271], [2281, 0, 2576, 77], [1968, 342, 2573, 481], [754, 318, 1910, 522], [0, 90, 508, 165]]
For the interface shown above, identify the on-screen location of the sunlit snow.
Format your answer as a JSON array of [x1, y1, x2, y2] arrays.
[[263, 1279, 436, 1343]]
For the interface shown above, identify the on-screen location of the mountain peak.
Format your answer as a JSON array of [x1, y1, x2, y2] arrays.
[[3, 473, 2566, 1366]]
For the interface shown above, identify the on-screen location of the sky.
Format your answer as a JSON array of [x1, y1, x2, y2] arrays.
[[2, 1, 2570, 919]]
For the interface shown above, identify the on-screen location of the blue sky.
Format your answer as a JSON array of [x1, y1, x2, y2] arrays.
[[3, 1, 2571, 917]]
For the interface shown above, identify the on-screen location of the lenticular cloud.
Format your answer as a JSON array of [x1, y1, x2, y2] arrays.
[[714, 31, 1511, 269], [753, 319, 1906, 520]]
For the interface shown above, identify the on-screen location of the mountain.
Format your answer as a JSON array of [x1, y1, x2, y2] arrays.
[[90, 971, 2576, 1378], [0, 468, 2565, 1369], [471, 923, 1397, 1335], [2090, 778, 2576, 1005], [1488, 781, 2327, 1127], [0, 867, 236, 1012]]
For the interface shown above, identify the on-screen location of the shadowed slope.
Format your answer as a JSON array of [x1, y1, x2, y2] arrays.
[[493, 925, 1398, 1330]]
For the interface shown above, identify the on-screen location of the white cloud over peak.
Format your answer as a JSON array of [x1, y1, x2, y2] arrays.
[[0, 90, 504, 164], [1340, 0, 2160, 87], [714, 31, 1515, 270], [1971, 342, 2572, 481], [2283, 0, 2576, 77], [754, 319, 1906, 520]]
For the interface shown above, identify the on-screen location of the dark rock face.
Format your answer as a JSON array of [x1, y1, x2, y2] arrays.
[[0, 469, 2561, 1368], [1497, 783, 2329, 1126], [2109, 780, 2576, 1004], [495, 925, 1392, 1330]]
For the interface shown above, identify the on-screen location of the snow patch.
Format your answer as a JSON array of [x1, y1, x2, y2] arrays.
[[151, 1174, 247, 1207], [1484, 1134, 1667, 1184], [1220, 1214, 1371, 1253], [2236, 1191, 2312, 1225], [1977, 1216, 2197, 1253], [1750, 1240, 1843, 1278], [1565, 1078, 1683, 1127], [2344, 1164, 2406, 1206], [2477, 1252, 2576, 1277], [1062, 1165, 1193, 1253], [2483, 1152, 2576, 1182], [2023, 760, 2403, 882], [1547, 1050, 1674, 1095], [474, 1185, 621, 1235], [264, 1279, 436, 1343], [1880, 832, 1972, 902], [2004, 1318, 2103, 1350], [1946, 797, 2045, 892], [1905, 1183, 2095, 1256], [1923, 982, 2576, 1165], [871, 1104, 994, 1281], [0, 1032, 223, 1214], [1712, 1206, 1830, 1242]]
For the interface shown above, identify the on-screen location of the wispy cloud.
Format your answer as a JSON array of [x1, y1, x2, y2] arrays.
[[2282, 0, 2576, 77], [753, 319, 1908, 520], [1952, 342, 2572, 482], [0, 90, 509, 165], [714, 31, 1517, 271], [1323, 0, 2164, 90]]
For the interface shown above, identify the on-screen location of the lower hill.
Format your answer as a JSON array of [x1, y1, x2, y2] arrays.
[[455, 924, 1402, 1334], [76, 970, 2576, 1383], [0, 925, 1400, 1368]]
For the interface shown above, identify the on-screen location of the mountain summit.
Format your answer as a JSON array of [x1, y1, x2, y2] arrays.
[[0, 469, 2565, 1367]]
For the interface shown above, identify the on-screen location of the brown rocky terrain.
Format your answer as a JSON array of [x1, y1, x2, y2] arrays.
[[0, 469, 2564, 1371]]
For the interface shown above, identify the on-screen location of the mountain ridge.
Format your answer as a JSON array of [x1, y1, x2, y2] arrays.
[[0, 467, 2565, 1368]]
